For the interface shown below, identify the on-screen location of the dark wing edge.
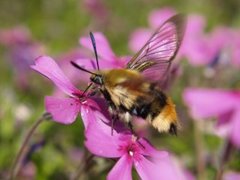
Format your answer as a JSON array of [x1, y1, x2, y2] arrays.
[[126, 14, 186, 85]]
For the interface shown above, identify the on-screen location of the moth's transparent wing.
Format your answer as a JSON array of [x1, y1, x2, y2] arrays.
[[127, 14, 185, 86]]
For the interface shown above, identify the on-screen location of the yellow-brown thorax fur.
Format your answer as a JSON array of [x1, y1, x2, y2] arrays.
[[91, 69, 178, 134]]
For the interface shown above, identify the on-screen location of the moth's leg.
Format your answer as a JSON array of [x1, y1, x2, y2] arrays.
[[89, 89, 98, 96], [85, 84, 99, 97], [123, 112, 134, 134], [169, 123, 177, 136], [128, 121, 134, 134], [111, 113, 118, 136], [99, 89, 119, 135], [128, 121, 141, 142], [109, 105, 118, 136]]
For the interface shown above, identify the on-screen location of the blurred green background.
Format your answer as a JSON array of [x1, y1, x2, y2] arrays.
[[0, 0, 240, 179]]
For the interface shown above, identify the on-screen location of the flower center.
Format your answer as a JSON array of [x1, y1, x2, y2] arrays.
[[129, 150, 134, 156], [118, 136, 144, 160], [125, 142, 140, 158]]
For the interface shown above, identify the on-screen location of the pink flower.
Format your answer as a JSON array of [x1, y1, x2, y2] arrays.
[[229, 29, 240, 68], [18, 162, 36, 179], [85, 117, 187, 180], [182, 16, 240, 68], [180, 15, 228, 67], [223, 171, 240, 180], [0, 26, 31, 46], [129, 7, 176, 53], [180, 15, 233, 67], [31, 56, 101, 127], [0, 27, 44, 69], [148, 8, 176, 29], [0, 27, 45, 88], [129, 12, 213, 66], [180, 15, 214, 66], [129, 29, 152, 53], [83, 0, 109, 25], [183, 88, 240, 148], [76, 32, 129, 70], [129, 10, 240, 69], [204, 27, 240, 69]]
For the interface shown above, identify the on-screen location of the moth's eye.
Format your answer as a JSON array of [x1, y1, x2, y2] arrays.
[[91, 75, 103, 85]]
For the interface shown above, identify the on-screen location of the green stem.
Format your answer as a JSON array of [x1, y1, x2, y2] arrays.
[[9, 112, 50, 180], [215, 140, 233, 180], [71, 149, 94, 180], [193, 120, 205, 180]]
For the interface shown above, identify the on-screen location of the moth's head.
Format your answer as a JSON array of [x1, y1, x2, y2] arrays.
[[90, 74, 103, 85]]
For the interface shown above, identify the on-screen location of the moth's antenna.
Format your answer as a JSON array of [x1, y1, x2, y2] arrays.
[[71, 61, 98, 76], [89, 32, 100, 70]]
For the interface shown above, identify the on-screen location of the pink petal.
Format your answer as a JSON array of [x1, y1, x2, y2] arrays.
[[96, 57, 126, 69], [230, 108, 240, 148], [31, 56, 81, 97], [0, 26, 31, 46], [217, 111, 233, 126], [134, 155, 182, 180], [213, 111, 233, 138], [231, 33, 240, 68], [45, 96, 81, 124], [83, 0, 109, 22], [184, 170, 196, 180], [74, 57, 124, 71], [58, 49, 92, 84], [183, 88, 240, 119], [80, 105, 95, 128], [182, 37, 215, 66], [82, 98, 101, 110], [19, 162, 36, 179], [148, 8, 176, 29], [74, 58, 97, 70], [185, 15, 206, 37], [82, 97, 127, 132], [138, 138, 168, 158], [128, 28, 152, 53], [232, 45, 240, 68], [58, 48, 89, 63], [107, 154, 133, 180], [209, 27, 232, 52], [79, 32, 115, 61], [180, 15, 216, 66], [84, 112, 123, 158], [80, 98, 102, 128]]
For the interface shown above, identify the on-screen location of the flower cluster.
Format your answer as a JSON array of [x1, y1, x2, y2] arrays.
[[129, 7, 240, 68], [0, 27, 44, 88]]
